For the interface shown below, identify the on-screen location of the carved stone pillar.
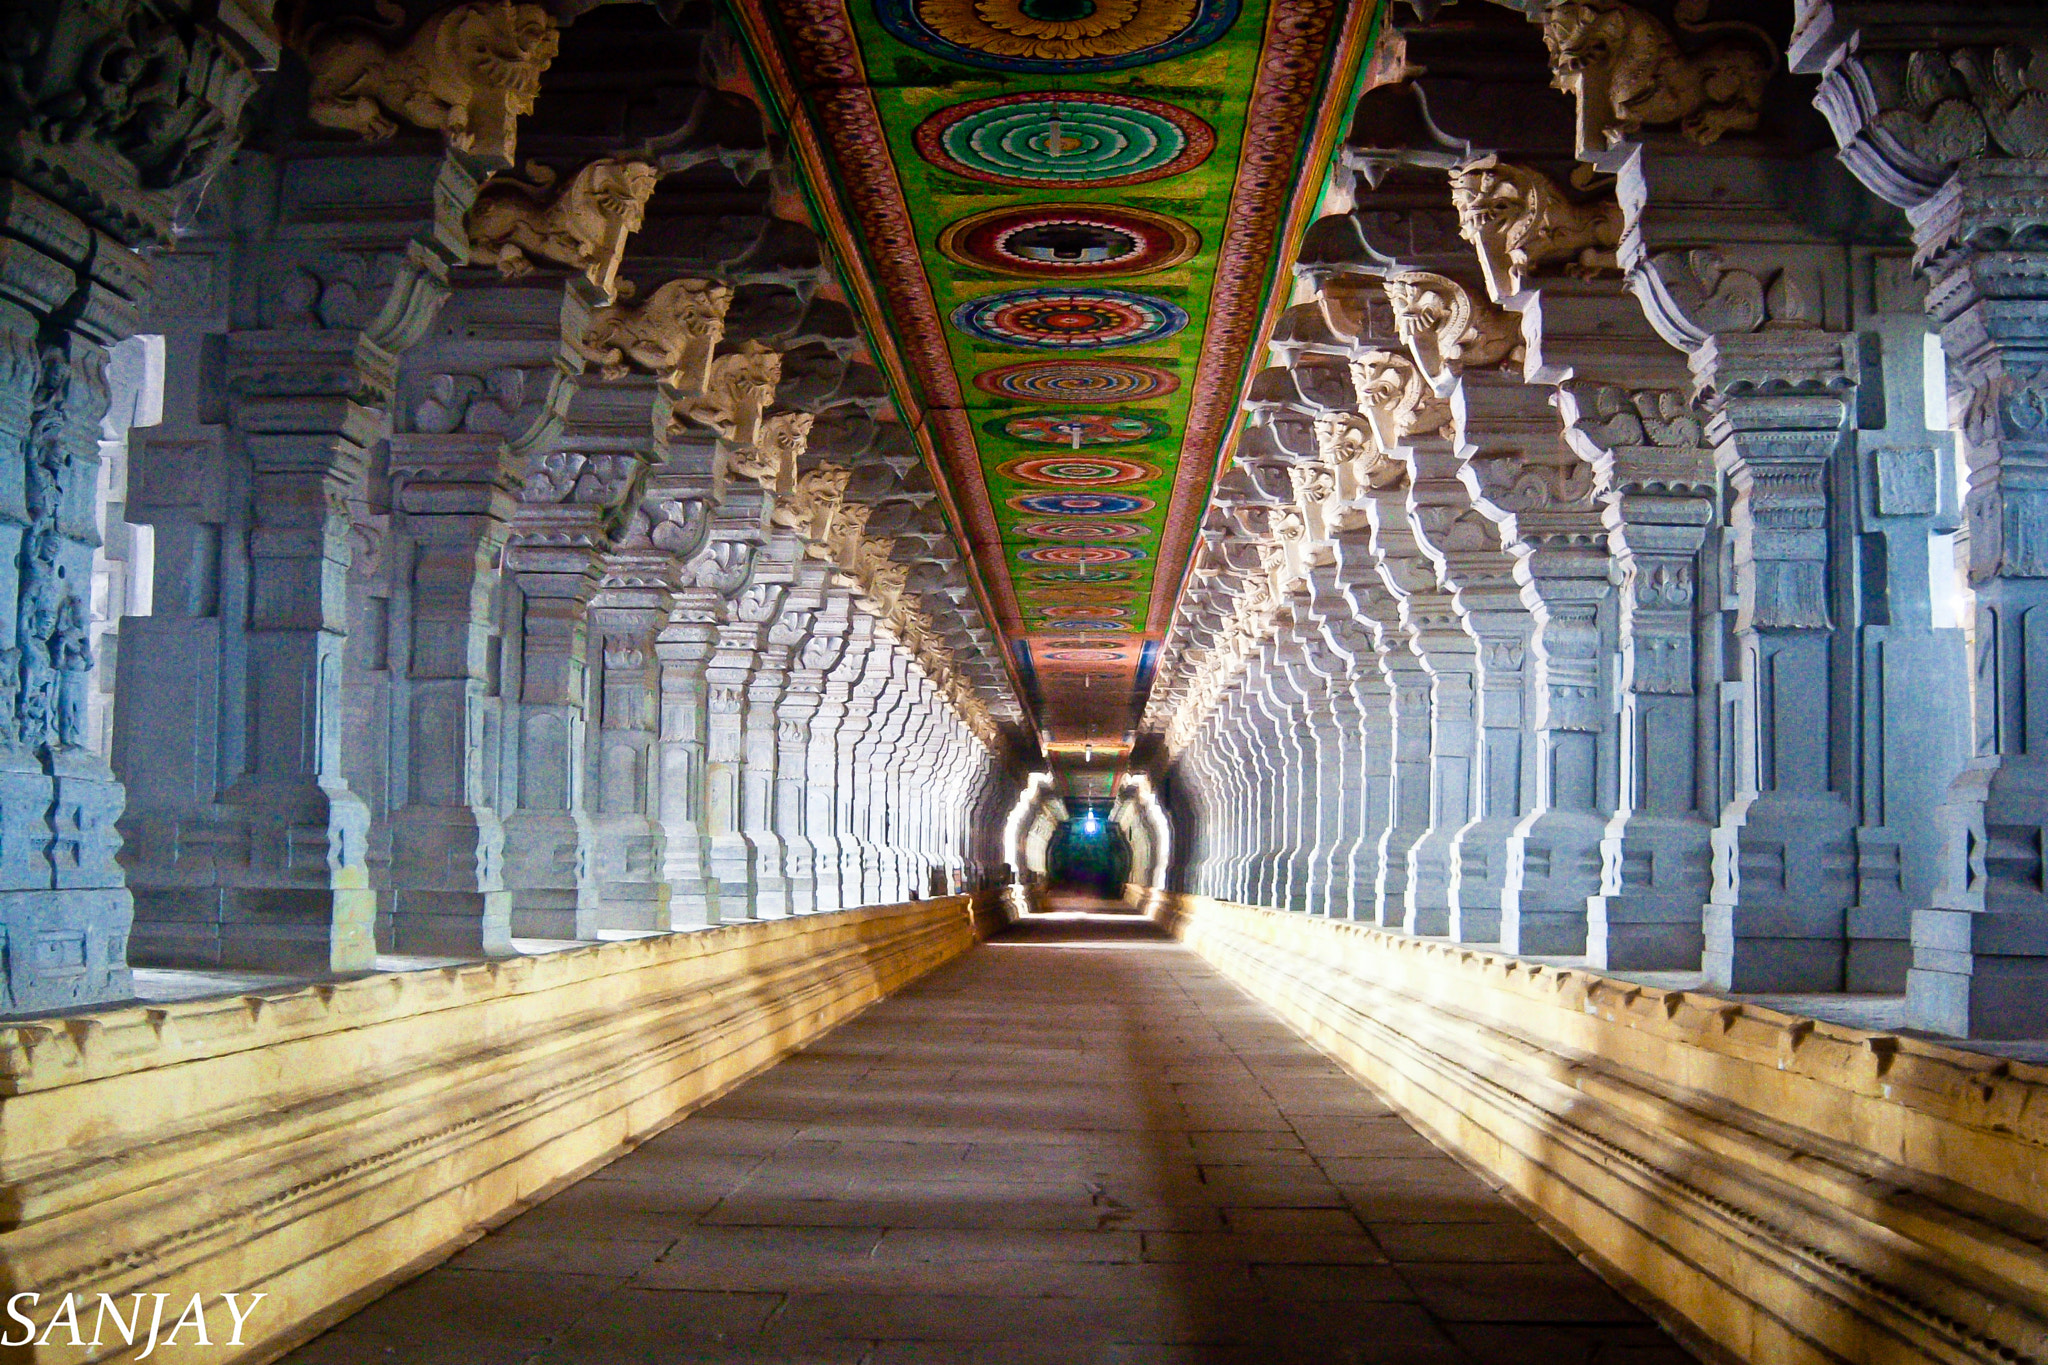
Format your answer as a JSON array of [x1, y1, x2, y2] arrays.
[[1304, 568, 1366, 918], [1698, 332, 1861, 991], [99, 9, 427, 979], [379, 268, 576, 956], [1541, 383, 1716, 969], [706, 578, 778, 918], [590, 583, 667, 932], [1256, 635, 1313, 912], [1291, 620, 1347, 917], [1323, 534, 1396, 920], [747, 569, 817, 917], [501, 536, 602, 940], [1794, 2, 2048, 1034], [658, 537, 750, 925], [503, 367, 668, 937], [780, 591, 849, 913], [808, 611, 871, 911], [837, 628, 891, 905], [1354, 355, 1478, 937]]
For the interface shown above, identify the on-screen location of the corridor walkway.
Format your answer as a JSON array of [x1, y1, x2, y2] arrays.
[[279, 908, 1695, 1365]]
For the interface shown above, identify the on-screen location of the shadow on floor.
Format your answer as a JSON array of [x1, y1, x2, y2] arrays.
[[276, 909, 1697, 1365]]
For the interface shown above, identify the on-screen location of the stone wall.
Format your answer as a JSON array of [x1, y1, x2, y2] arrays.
[[1145, 889, 2048, 1365], [0, 895, 984, 1363]]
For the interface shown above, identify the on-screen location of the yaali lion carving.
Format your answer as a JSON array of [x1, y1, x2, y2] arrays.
[[302, 0, 559, 163], [1540, 0, 1772, 156], [467, 157, 661, 295], [578, 278, 734, 391], [1381, 271, 1523, 379], [1447, 156, 1622, 300]]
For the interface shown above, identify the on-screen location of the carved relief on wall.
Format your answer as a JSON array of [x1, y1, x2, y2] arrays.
[[301, 1, 560, 162], [578, 279, 734, 392], [1447, 157, 1622, 300], [1632, 248, 1821, 352], [467, 158, 662, 296], [1540, 0, 1772, 156], [1810, 42, 2048, 208]]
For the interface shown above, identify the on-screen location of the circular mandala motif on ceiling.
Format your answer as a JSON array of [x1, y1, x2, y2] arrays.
[[1040, 604, 1129, 620], [917, 94, 1215, 187], [875, 0, 1238, 73], [1022, 565, 1140, 583], [1037, 635, 1129, 649], [1017, 544, 1146, 565], [1009, 492, 1155, 516], [1015, 519, 1146, 540], [974, 359, 1180, 404], [939, 204, 1197, 278], [1044, 649, 1126, 661], [1020, 586, 1133, 604], [999, 455, 1164, 487], [1039, 619, 1129, 631], [954, 288, 1187, 350], [986, 411, 1165, 447]]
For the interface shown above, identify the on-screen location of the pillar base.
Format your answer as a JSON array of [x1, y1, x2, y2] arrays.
[[385, 889, 515, 958], [1706, 792, 1854, 992], [1909, 908, 2048, 1038], [0, 886, 134, 1013], [1449, 815, 1517, 944], [503, 810, 597, 940], [1403, 826, 1458, 936], [131, 886, 377, 974], [1589, 811, 1712, 971], [1375, 821, 1428, 929], [1502, 809, 1605, 956]]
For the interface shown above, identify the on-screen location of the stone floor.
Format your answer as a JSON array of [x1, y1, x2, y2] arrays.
[[278, 901, 1697, 1365]]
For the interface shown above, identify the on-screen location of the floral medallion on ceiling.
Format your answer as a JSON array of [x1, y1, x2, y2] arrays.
[[974, 360, 1178, 403], [987, 412, 1165, 446], [729, 0, 1376, 741], [875, 0, 1241, 71], [939, 204, 1199, 277], [951, 288, 1189, 349], [1009, 492, 1158, 515], [999, 455, 1165, 487], [915, 93, 1216, 187]]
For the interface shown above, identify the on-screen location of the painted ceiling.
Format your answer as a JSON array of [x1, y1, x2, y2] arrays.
[[730, 0, 1378, 754]]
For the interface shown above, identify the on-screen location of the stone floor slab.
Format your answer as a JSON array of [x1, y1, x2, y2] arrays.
[[276, 906, 1691, 1365]]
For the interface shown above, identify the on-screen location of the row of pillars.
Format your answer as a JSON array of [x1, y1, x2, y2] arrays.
[[1146, 0, 2048, 1038], [0, 0, 1021, 1011]]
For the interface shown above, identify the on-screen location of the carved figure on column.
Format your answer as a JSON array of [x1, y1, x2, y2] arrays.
[[684, 341, 783, 449], [1448, 157, 1623, 299], [1382, 271, 1523, 380], [466, 157, 662, 295], [1539, 0, 1773, 157], [578, 278, 734, 392], [300, 1, 560, 162]]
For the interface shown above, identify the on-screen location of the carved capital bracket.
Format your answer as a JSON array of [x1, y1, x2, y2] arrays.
[[1448, 156, 1623, 301], [1541, 0, 1774, 160], [466, 157, 662, 296], [578, 278, 734, 393], [298, 0, 560, 165]]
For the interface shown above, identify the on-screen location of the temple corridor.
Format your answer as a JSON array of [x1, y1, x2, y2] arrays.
[[279, 905, 1688, 1365], [11, 0, 2048, 1360]]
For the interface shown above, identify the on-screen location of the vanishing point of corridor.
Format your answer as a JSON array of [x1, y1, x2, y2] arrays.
[[280, 905, 1691, 1365]]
